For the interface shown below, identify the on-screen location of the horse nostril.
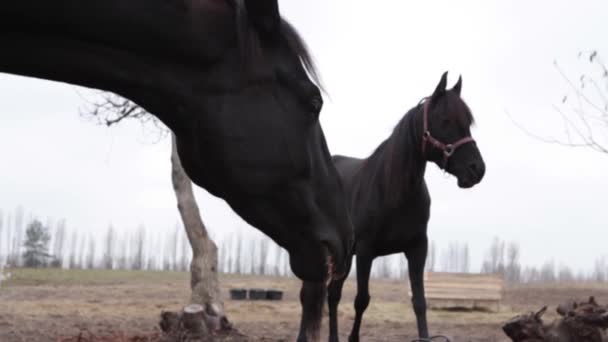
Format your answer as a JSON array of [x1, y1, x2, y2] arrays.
[[468, 162, 486, 178], [468, 162, 480, 174]]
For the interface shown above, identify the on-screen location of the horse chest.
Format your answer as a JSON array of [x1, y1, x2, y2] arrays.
[[382, 214, 427, 250], [353, 203, 429, 256]]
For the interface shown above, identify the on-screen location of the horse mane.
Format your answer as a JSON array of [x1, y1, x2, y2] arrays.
[[353, 104, 423, 208], [232, 0, 323, 89]]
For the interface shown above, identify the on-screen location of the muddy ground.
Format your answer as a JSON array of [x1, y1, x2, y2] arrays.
[[1, 269, 608, 342]]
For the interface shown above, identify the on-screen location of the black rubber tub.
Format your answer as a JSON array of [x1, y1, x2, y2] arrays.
[[248, 288, 267, 300], [229, 288, 247, 300], [266, 289, 284, 301]]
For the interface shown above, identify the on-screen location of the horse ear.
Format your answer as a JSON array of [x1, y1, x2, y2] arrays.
[[245, 0, 281, 35], [452, 75, 462, 96], [431, 71, 448, 102]]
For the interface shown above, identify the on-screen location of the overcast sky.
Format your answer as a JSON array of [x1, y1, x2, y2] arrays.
[[1, 0, 607, 272]]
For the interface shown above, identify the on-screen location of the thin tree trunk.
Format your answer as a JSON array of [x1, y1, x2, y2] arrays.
[[170, 133, 228, 330]]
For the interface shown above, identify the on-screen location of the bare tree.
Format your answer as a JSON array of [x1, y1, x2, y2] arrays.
[[68, 231, 78, 269], [86, 235, 96, 269], [234, 234, 243, 275], [522, 266, 540, 284], [399, 260, 408, 280], [172, 225, 180, 271], [146, 233, 157, 271], [147, 235, 161, 271], [0, 210, 4, 264], [509, 50, 608, 153], [103, 225, 115, 270], [78, 234, 87, 269], [0, 210, 3, 255], [248, 238, 257, 274], [557, 264, 575, 283], [5, 213, 13, 265], [462, 243, 470, 273], [51, 219, 66, 268], [539, 261, 556, 283], [505, 242, 521, 283], [439, 241, 469, 273], [132, 225, 146, 270], [10, 207, 25, 266], [426, 240, 436, 272], [170, 135, 227, 324], [271, 241, 281, 276], [258, 238, 269, 275], [83, 92, 230, 327], [482, 237, 506, 275], [180, 229, 190, 272], [164, 227, 178, 271], [441, 242, 454, 272], [593, 256, 608, 282], [218, 238, 228, 274], [116, 232, 128, 270], [381, 256, 393, 278], [282, 248, 291, 277]]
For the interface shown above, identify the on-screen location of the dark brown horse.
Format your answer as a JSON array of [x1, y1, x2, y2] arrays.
[[297, 72, 486, 342], [0, 0, 352, 303]]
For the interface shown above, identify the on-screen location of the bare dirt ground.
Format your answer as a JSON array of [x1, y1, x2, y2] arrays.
[[1, 269, 608, 342]]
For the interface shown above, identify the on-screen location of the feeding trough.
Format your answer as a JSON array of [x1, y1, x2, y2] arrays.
[[229, 288, 247, 300], [248, 288, 267, 300], [266, 290, 284, 301]]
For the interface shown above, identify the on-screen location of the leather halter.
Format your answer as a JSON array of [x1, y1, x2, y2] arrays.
[[421, 101, 475, 169]]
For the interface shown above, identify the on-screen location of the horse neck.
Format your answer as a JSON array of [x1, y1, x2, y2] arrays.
[[367, 106, 427, 205]]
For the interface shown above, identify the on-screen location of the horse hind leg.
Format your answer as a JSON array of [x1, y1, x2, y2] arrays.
[[296, 281, 326, 342]]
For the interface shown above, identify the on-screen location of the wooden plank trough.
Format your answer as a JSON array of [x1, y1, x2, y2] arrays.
[[408, 272, 505, 312]]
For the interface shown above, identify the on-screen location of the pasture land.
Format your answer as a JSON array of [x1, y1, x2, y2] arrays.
[[1, 269, 608, 341]]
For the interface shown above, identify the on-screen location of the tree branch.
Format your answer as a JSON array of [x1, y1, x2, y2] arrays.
[[509, 51, 608, 154]]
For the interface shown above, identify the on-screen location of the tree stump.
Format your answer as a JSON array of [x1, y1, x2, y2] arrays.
[[160, 304, 235, 342], [503, 297, 608, 342]]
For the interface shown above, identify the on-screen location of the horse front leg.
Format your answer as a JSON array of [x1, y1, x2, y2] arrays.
[[348, 253, 373, 342], [405, 235, 429, 339], [296, 281, 326, 342], [328, 273, 349, 342]]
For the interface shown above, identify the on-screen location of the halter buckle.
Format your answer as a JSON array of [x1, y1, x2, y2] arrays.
[[444, 144, 454, 157]]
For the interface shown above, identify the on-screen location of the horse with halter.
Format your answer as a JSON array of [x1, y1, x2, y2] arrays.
[[297, 72, 486, 342]]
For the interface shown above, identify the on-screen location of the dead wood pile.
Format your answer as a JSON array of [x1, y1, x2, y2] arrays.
[[503, 297, 608, 342]]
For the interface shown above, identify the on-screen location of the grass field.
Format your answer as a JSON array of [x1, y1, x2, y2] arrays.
[[1, 268, 607, 341]]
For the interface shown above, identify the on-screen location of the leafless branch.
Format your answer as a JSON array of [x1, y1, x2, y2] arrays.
[[80, 92, 168, 141], [510, 51, 608, 154]]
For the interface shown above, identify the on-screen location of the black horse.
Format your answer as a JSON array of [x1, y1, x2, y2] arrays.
[[297, 72, 486, 342], [0, 0, 353, 288]]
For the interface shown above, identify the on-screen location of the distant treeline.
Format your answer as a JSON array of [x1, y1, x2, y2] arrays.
[[1, 207, 607, 284]]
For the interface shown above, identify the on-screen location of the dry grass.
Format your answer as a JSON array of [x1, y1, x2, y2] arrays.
[[2, 269, 607, 341]]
